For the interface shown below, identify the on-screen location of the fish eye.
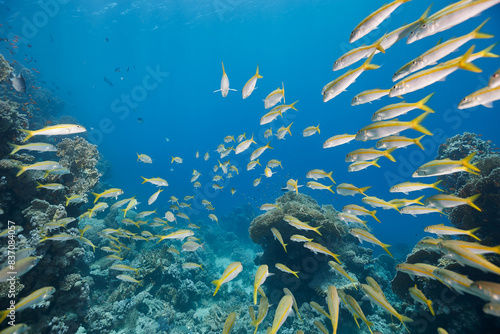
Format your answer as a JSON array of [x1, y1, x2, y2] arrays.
[[412, 61, 417, 65], [422, 24, 426, 28], [494, 74, 499, 78]]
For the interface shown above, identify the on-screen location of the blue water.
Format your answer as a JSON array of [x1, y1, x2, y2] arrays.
[[2, 0, 500, 248]]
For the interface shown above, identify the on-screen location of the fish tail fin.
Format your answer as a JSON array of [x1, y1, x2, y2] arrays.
[[92, 192, 100, 203], [221, 61, 225, 74], [472, 18, 493, 39], [43, 171, 49, 178], [432, 180, 443, 192], [384, 147, 398, 162], [255, 65, 263, 79], [374, 34, 386, 54], [314, 225, 322, 236], [468, 227, 481, 241], [211, 280, 221, 296], [328, 185, 336, 194], [289, 101, 298, 111], [18, 128, 33, 142], [141, 176, 148, 184], [293, 271, 299, 279], [466, 193, 482, 212], [266, 141, 273, 149], [417, 92, 435, 113], [171, 156, 175, 163], [478, 43, 499, 58], [371, 210, 381, 223], [458, 46, 482, 73], [283, 244, 288, 253], [136, 153, 140, 161], [427, 300, 435, 316], [358, 186, 371, 196], [414, 135, 426, 150], [372, 158, 381, 168], [0, 310, 8, 324], [327, 171, 336, 184], [401, 315, 413, 323], [362, 52, 380, 71], [15, 165, 26, 177], [36, 181, 43, 188], [282, 81, 285, 104], [414, 195, 425, 206], [253, 288, 258, 305], [382, 243, 393, 257], [65, 196, 70, 206], [462, 152, 481, 172], [316, 124, 320, 134], [410, 111, 433, 136], [492, 245, 500, 255], [8, 142, 19, 154]]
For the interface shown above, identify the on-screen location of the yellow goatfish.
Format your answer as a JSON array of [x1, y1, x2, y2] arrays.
[[310, 301, 331, 319], [212, 262, 243, 296], [222, 312, 236, 334], [284, 215, 322, 236], [250, 296, 270, 334], [349, 0, 411, 43], [438, 244, 500, 276], [214, 62, 237, 97], [328, 261, 358, 289], [314, 321, 329, 334], [389, 46, 481, 97], [268, 295, 293, 334], [157, 229, 194, 242], [336, 183, 371, 196], [346, 147, 397, 162], [322, 53, 379, 102], [327, 286, 339, 334], [372, 93, 435, 121], [361, 284, 413, 332], [0, 286, 56, 323], [355, 111, 433, 141], [253, 265, 273, 305], [424, 224, 481, 241], [362, 196, 400, 211], [390, 180, 443, 194], [342, 204, 380, 223], [264, 83, 285, 109], [396, 263, 440, 281], [349, 228, 393, 257], [409, 285, 435, 316], [283, 289, 303, 323], [92, 188, 124, 203], [352, 87, 390, 106], [242, 65, 263, 99], [275, 263, 299, 279], [413, 152, 480, 177], [323, 134, 356, 148], [376, 135, 425, 151], [304, 242, 341, 264], [271, 228, 287, 253], [306, 169, 335, 183], [19, 124, 86, 142], [15, 160, 62, 177]]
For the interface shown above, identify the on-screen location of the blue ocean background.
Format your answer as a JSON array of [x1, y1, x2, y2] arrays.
[[2, 0, 500, 261]]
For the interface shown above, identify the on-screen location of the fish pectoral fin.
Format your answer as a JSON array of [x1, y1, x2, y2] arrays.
[[213, 89, 221, 93], [482, 102, 494, 108]]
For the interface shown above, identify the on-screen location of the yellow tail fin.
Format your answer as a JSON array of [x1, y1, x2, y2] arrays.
[[432, 180, 443, 192], [212, 280, 221, 296], [462, 152, 480, 172], [371, 210, 381, 223], [18, 128, 33, 142], [289, 101, 299, 111], [458, 46, 482, 73], [382, 243, 393, 257], [414, 135, 426, 150], [92, 192, 100, 203], [468, 227, 481, 241], [327, 171, 335, 184], [15, 165, 26, 177], [466, 193, 482, 212], [417, 92, 435, 113], [358, 186, 372, 196], [255, 65, 263, 79], [478, 43, 499, 58], [384, 147, 398, 162], [362, 52, 380, 71], [472, 18, 493, 39], [372, 158, 381, 168], [414, 195, 425, 206], [427, 300, 435, 316], [8, 143, 19, 154], [410, 111, 433, 136]]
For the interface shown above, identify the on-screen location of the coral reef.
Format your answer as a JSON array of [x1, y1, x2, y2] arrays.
[[0, 53, 11, 83], [436, 132, 500, 245], [56, 136, 100, 198]]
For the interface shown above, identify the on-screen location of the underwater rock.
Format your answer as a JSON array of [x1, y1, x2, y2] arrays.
[[436, 132, 500, 245], [22, 198, 67, 228], [0, 53, 12, 83], [249, 192, 379, 306], [56, 136, 100, 204]]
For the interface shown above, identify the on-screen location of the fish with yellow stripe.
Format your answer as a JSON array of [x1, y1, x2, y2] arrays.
[[212, 262, 243, 296], [18, 124, 86, 142]]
